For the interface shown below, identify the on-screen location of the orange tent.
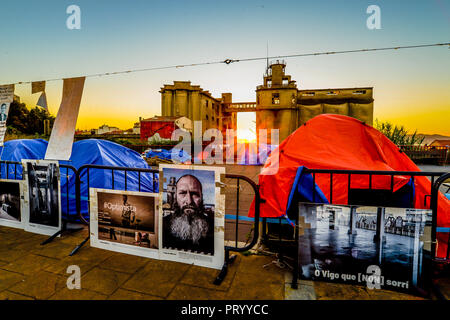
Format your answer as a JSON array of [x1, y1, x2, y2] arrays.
[[249, 114, 450, 258]]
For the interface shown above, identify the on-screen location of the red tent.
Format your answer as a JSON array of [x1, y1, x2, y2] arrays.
[[249, 114, 450, 258]]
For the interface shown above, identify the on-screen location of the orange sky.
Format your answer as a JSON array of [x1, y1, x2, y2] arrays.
[[2, 1, 449, 136], [14, 72, 450, 137]]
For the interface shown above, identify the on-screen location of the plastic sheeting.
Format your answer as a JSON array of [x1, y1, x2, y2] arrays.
[[146, 148, 191, 163], [0, 139, 47, 179], [61, 139, 158, 222]]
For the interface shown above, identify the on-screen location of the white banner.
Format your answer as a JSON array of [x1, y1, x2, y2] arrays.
[[0, 84, 14, 103], [0, 84, 15, 147], [31, 81, 46, 94], [45, 77, 85, 160]]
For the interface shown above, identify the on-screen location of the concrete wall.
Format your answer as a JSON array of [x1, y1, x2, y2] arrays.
[[160, 81, 231, 136], [256, 63, 374, 143]]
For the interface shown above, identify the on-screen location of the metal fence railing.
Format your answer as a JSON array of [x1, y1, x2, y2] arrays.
[[261, 169, 447, 292]]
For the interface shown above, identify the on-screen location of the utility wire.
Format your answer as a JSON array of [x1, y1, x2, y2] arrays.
[[6, 42, 449, 86]]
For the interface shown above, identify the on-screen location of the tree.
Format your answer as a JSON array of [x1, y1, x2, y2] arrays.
[[6, 100, 55, 136], [374, 119, 424, 146], [6, 100, 29, 133]]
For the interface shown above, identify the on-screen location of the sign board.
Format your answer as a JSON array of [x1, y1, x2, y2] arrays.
[[159, 164, 225, 269], [90, 189, 160, 259]]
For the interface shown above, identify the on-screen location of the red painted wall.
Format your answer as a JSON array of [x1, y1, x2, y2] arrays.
[[140, 120, 176, 141]]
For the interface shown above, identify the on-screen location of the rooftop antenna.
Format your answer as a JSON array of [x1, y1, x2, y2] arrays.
[[266, 41, 269, 74]]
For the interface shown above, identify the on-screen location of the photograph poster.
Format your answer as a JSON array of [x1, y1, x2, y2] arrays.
[[22, 159, 61, 236], [159, 164, 225, 269], [0, 179, 27, 229], [90, 189, 159, 259], [0, 84, 14, 146], [298, 203, 433, 295]]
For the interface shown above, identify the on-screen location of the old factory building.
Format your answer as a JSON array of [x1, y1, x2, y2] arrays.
[[158, 60, 373, 143]]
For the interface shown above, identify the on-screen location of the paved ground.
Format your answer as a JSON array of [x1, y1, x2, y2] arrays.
[[0, 226, 287, 300], [1, 225, 447, 300]]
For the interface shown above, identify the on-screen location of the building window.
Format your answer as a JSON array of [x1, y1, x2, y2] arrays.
[[353, 90, 366, 95], [206, 115, 209, 120], [282, 79, 288, 86], [267, 80, 272, 88], [327, 91, 337, 95], [272, 93, 280, 105]]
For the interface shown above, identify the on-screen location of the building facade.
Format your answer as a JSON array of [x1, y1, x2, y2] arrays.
[[160, 62, 373, 144], [95, 124, 120, 135], [256, 60, 374, 143], [140, 116, 177, 141], [160, 81, 237, 137]]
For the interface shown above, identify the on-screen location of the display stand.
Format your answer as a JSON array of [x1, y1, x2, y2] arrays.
[[40, 220, 85, 245]]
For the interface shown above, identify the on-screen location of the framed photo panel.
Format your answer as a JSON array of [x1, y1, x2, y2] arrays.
[[22, 159, 62, 236], [158, 164, 225, 270], [90, 188, 159, 259], [0, 179, 28, 229], [298, 202, 433, 295]]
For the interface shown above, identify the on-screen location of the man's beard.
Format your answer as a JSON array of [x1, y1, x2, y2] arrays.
[[170, 205, 208, 244]]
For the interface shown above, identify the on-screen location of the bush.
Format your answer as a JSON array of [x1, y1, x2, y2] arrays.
[[374, 119, 424, 146]]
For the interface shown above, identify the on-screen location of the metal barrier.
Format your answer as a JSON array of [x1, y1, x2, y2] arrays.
[[214, 174, 260, 285], [41, 163, 80, 245], [260, 169, 447, 290], [0, 160, 263, 272], [0, 160, 80, 244], [68, 164, 261, 284], [0, 160, 24, 180], [431, 172, 450, 261], [70, 164, 159, 255]]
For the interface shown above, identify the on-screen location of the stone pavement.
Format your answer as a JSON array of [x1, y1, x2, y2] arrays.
[[1, 225, 445, 300]]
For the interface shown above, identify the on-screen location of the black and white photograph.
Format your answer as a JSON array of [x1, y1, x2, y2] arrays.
[[298, 203, 432, 294], [90, 189, 159, 259], [159, 164, 225, 269], [0, 180, 25, 229], [23, 160, 61, 235]]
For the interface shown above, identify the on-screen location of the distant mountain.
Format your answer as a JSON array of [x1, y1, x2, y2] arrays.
[[413, 134, 450, 145]]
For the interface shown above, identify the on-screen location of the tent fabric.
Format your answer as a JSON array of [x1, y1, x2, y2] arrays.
[[286, 166, 329, 215], [0, 139, 47, 179], [0, 139, 158, 222], [60, 139, 158, 221], [146, 148, 191, 163], [249, 114, 450, 258]]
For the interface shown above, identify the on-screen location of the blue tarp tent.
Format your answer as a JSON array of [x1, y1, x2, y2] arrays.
[[0, 139, 158, 222], [0, 139, 48, 179], [61, 139, 158, 221], [146, 148, 191, 163]]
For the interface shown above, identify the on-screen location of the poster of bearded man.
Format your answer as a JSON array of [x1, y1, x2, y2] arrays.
[[159, 164, 225, 270]]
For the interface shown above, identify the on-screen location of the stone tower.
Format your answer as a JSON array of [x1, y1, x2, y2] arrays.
[[256, 60, 299, 144]]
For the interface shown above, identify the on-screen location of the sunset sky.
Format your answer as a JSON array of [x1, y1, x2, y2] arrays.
[[0, 0, 449, 135]]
